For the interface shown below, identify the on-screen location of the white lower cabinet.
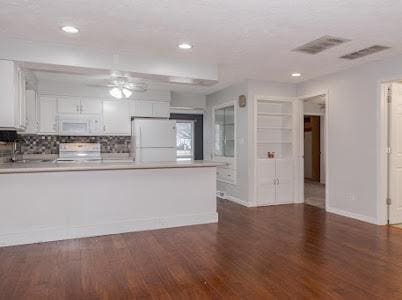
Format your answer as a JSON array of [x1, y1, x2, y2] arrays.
[[102, 100, 131, 135], [257, 159, 293, 205], [39, 96, 58, 134]]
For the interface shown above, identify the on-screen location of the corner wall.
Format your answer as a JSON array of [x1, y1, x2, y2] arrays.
[[296, 54, 402, 225]]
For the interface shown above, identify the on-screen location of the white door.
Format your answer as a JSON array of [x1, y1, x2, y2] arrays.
[[58, 97, 81, 114], [257, 159, 276, 205], [39, 96, 58, 134], [81, 98, 102, 114], [389, 83, 402, 223], [152, 102, 170, 118], [102, 100, 130, 135], [25, 90, 38, 134], [133, 101, 153, 117], [276, 159, 294, 204], [136, 119, 176, 148]]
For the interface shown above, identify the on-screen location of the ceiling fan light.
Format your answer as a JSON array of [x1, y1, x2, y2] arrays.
[[110, 87, 122, 99], [122, 88, 132, 98]]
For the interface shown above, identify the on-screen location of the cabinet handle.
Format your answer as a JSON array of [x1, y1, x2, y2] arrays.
[[273, 179, 276, 185], [76, 105, 79, 112], [103, 125, 106, 132], [277, 178, 280, 185], [80, 104, 83, 113]]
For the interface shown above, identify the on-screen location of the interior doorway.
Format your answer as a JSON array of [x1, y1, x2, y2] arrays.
[[302, 95, 326, 209]]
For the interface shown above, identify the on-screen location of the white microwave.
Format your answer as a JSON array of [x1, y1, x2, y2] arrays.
[[58, 114, 102, 135]]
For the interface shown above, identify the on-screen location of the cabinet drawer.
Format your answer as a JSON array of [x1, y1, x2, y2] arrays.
[[217, 167, 236, 183]]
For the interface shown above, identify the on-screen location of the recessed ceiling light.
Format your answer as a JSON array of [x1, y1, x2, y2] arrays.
[[291, 73, 301, 77], [61, 25, 79, 34], [178, 43, 193, 50]]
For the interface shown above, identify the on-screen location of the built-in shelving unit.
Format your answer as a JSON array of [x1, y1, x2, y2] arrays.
[[255, 98, 296, 206], [256, 100, 294, 159]]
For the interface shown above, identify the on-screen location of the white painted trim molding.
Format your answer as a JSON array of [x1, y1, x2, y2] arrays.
[[217, 190, 252, 207], [0, 212, 218, 247]]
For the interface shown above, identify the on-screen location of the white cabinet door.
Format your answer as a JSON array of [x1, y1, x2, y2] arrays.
[[257, 159, 276, 205], [152, 102, 170, 118], [16, 69, 26, 129], [58, 97, 81, 114], [39, 97, 58, 134], [81, 98, 102, 114], [25, 90, 38, 134], [276, 159, 293, 204], [102, 100, 130, 135], [133, 101, 153, 117]]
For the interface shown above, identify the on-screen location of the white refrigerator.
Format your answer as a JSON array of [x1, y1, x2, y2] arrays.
[[132, 119, 177, 162]]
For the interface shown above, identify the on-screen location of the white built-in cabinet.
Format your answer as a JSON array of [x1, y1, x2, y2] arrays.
[[0, 60, 26, 130], [257, 159, 293, 205], [213, 102, 236, 184], [102, 100, 131, 135], [131, 101, 170, 118], [39, 96, 58, 134], [255, 99, 296, 205]]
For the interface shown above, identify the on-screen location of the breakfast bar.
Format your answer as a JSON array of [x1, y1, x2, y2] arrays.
[[0, 160, 219, 247]]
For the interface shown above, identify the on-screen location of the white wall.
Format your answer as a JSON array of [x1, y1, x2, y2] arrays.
[[296, 54, 402, 225], [206, 79, 296, 204]]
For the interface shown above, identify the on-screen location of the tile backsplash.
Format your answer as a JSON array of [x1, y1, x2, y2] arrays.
[[18, 135, 131, 155]]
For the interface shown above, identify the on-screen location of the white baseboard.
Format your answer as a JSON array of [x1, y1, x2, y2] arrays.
[[217, 190, 251, 207], [0, 212, 218, 247], [326, 206, 378, 225]]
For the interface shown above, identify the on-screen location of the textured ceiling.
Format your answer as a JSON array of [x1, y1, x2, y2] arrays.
[[1, 0, 402, 94]]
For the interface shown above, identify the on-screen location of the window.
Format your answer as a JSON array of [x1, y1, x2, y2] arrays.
[[176, 120, 194, 160], [214, 105, 235, 157]]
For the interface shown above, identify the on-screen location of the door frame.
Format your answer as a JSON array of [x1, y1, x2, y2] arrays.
[[297, 91, 329, 209]]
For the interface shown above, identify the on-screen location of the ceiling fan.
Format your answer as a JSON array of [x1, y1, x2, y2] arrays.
[[90, 76, 148, 99]]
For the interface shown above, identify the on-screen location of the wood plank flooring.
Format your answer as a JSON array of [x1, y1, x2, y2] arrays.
[[1, 199, 402, 299]]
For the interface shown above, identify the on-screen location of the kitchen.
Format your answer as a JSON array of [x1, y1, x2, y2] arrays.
[[0, 60, 219, 247]]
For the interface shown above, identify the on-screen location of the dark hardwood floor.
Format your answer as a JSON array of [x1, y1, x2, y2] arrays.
[[1, 199, 402, 299]]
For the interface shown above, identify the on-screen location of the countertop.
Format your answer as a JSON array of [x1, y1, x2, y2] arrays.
[[0, 160, 222, 174]]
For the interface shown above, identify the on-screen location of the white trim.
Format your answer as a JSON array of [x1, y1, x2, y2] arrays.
[[297, 91, 329, 208], [170, 107, 205, 115], [326, 206, 378, 225], [0, 212, 219, 247], [378, 83, 389, 225], [217, 190, 251, 207]]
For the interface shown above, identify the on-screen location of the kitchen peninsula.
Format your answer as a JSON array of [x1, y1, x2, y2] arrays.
[[0, 160, 219, 247]]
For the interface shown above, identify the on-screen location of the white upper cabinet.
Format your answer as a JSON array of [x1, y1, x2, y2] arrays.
[[39, 96, 58, 134], [81, 98, 102, 114], [58, 97, 81, 114], [102, 100, 130, 135], [131, 101, 170, 118], [25, 90, 38, 134], [132, 101, 153, 117], [152, 102, 170, 118], [0, 60, 26, 130]]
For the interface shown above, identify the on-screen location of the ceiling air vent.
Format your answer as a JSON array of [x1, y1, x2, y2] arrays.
[[293, 35, 350, 54], [340, 45, 390, 60]]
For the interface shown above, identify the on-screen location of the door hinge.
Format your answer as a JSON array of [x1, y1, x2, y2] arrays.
[[387, 87, 392, 103], [386, 198, 392, 205]]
